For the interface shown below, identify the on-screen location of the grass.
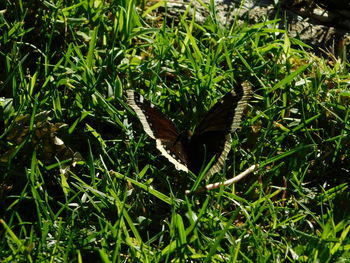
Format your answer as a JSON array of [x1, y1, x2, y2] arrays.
[[1, 0, 350, 262]]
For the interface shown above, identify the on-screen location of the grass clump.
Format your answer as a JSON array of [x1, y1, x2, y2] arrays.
[[0, 0, 349, 262]]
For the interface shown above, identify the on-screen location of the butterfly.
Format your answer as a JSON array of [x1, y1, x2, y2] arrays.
[[127, 82, 252, 178]]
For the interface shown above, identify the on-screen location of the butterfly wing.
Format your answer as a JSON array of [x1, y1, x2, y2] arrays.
[[189, 82, 252, 176], [127, 90, 189, 172]]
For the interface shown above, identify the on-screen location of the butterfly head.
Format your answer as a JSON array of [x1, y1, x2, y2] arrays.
[[185, 130, 193, 140], [174, 130, 192, 148]]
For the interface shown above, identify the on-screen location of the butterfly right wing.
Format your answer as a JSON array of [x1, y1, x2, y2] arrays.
[[127, 90, 189, 172], [194, 82, 252, 135], [189, 82, 252, 177]]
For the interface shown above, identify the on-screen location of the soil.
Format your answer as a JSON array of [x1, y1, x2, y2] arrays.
[[153, 0, 350, 58]]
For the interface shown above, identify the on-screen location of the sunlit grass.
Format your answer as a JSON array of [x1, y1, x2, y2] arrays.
[[0, 0, 349, 262]]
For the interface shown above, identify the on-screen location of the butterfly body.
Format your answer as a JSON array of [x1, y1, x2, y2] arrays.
[[127, 82, 251, 178]]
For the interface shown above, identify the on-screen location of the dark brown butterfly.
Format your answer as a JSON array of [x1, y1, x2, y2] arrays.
[[127, 82, 252, 178]]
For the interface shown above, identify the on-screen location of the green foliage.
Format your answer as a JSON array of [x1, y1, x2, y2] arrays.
[[0, 0, 349, 262]]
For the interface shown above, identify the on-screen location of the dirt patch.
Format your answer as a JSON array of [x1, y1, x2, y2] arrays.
[[153, 0, 350, 58]]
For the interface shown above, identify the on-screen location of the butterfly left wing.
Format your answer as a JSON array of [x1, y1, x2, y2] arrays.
[[127, 90, 189, 172], [189, 82, 252, 177]]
